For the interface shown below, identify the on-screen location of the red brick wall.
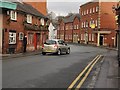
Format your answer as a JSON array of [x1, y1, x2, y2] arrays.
[[80, 2, 117, 47], [73, 17, 80, 43], [65, 23, 72, 42], [58, 20, 65, 40], [2, 10, 48, 54], [3, 11, 25, 53], [100, 2, 117, 29], [25, 1, 47, 16]]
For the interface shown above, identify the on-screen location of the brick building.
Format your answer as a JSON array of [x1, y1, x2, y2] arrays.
[[1, 1, 48, 54], [80, 1, 117, 47], [57, 14, 80, 43], [25, 0, 47, 16]]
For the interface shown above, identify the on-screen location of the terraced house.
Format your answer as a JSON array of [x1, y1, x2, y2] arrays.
[[80, 1, 117, 47], [57, 13, 80, 43], [0, 0, 49, 54]]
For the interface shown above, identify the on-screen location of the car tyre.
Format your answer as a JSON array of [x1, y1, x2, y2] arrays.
[[42, 52, 46, 55], [66, 48, 70, 54], [57, 49, 61, 55]]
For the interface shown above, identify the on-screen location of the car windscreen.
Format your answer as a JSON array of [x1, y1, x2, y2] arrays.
[[44, 40, 57, 45], [58, 40, 65, 45]]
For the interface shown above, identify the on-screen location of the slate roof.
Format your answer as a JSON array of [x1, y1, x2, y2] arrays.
[[17, 2, 47, 19], [63, 14, 80, 23]]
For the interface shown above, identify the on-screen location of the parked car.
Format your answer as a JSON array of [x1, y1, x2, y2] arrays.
[[42, 39, 70, 55]]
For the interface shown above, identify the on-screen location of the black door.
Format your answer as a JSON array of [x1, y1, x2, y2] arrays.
[[100, 35, 103, 46]]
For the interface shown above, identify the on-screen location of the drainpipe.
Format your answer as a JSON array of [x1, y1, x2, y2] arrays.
[[64, 24, 66, 41], [72, 23, 73, 43]]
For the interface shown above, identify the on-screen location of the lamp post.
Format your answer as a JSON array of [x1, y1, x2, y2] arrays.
[[112, 2, 120, 67]]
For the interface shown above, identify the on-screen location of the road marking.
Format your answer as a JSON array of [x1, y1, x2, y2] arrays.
[[75, 55, 102, 89], [67, 55, 100, 89]]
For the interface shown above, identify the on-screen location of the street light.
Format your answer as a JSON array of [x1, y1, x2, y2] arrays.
[[112, 2, 120, 67]]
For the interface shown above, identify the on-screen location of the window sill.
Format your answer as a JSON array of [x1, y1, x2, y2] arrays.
[[11, 19, 17, 22]]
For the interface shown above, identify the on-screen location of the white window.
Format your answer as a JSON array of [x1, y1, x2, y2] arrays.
[[40, 18, 44, 25], [84, 22, 86, 28], [77, 25, 79, 29], [90, 8, 92, 13], [81, 34, 83, 40], [89, 34, 91, 41], [92, 20, 95, 24], [95, 20, 98, 27], [96, 6, 99, 12], [82, 22, 83, 28], [92, 34, 94, 41], [87, 9, 89, 14], [10, 11, 17, 20], [82, 11, 83, 15], [93, 7, 95, 13], [74, 25, 76, 29], [9, 32, 16, 44], [86, 21, 88, 27], [84, 11, 86, 15], [90, 21, 91, 27], [27, 14, 32, 24]]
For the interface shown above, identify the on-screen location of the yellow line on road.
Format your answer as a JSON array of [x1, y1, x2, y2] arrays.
[[67, 55, 100, 90], [75, 55, 102, 89]]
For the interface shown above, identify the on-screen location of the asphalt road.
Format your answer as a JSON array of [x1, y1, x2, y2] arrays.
[[2, 44, 109, 88]]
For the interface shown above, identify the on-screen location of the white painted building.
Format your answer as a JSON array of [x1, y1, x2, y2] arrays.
[[48, 22, 57, 40]]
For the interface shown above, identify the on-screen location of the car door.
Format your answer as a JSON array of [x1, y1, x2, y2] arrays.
[[58, 40, 66, 52]]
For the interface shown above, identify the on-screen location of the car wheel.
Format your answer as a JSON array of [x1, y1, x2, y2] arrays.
[[66, 49, 70, 54], [57, 49, 61, 55], [42, 52, 46, 55]]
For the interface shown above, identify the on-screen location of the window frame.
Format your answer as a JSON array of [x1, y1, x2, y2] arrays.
[[9, 32, 16, 44], [27, 14, 32, 24], [10, 11, 17, 21]]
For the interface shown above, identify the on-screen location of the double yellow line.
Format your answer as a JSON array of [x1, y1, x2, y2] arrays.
[[67, 55, 103, 90]]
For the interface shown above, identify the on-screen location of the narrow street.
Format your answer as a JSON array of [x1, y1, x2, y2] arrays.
[[2, 44, 118, 88]]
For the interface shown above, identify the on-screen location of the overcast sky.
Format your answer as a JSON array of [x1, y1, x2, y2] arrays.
[[47, 0, 118, 16], [47, 1, 89, 16]]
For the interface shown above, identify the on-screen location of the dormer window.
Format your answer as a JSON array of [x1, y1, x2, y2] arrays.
[[27, 14, 32, 24], [10, 11, 17, 21]]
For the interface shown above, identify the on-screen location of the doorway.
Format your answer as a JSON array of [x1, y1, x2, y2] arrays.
[[100, 35, 103, 46]]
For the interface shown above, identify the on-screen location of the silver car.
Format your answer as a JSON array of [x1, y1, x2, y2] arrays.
[[42, 39, 70, 55]]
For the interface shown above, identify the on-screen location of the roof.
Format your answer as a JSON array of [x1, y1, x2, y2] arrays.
[[16, 2, 47, 19], [63, 13, 80, 23], [5, 0, 47, 19]]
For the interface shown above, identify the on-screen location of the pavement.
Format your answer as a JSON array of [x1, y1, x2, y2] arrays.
[[1, 44, 120, 89], [1, 50, 41, 60]]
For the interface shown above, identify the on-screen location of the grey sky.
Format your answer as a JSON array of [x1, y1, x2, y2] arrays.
[[47, 0, 118, 16], [47, 1, 90, 16]]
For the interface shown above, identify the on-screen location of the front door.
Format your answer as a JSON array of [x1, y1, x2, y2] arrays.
[[100, 35, 103, 46]]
